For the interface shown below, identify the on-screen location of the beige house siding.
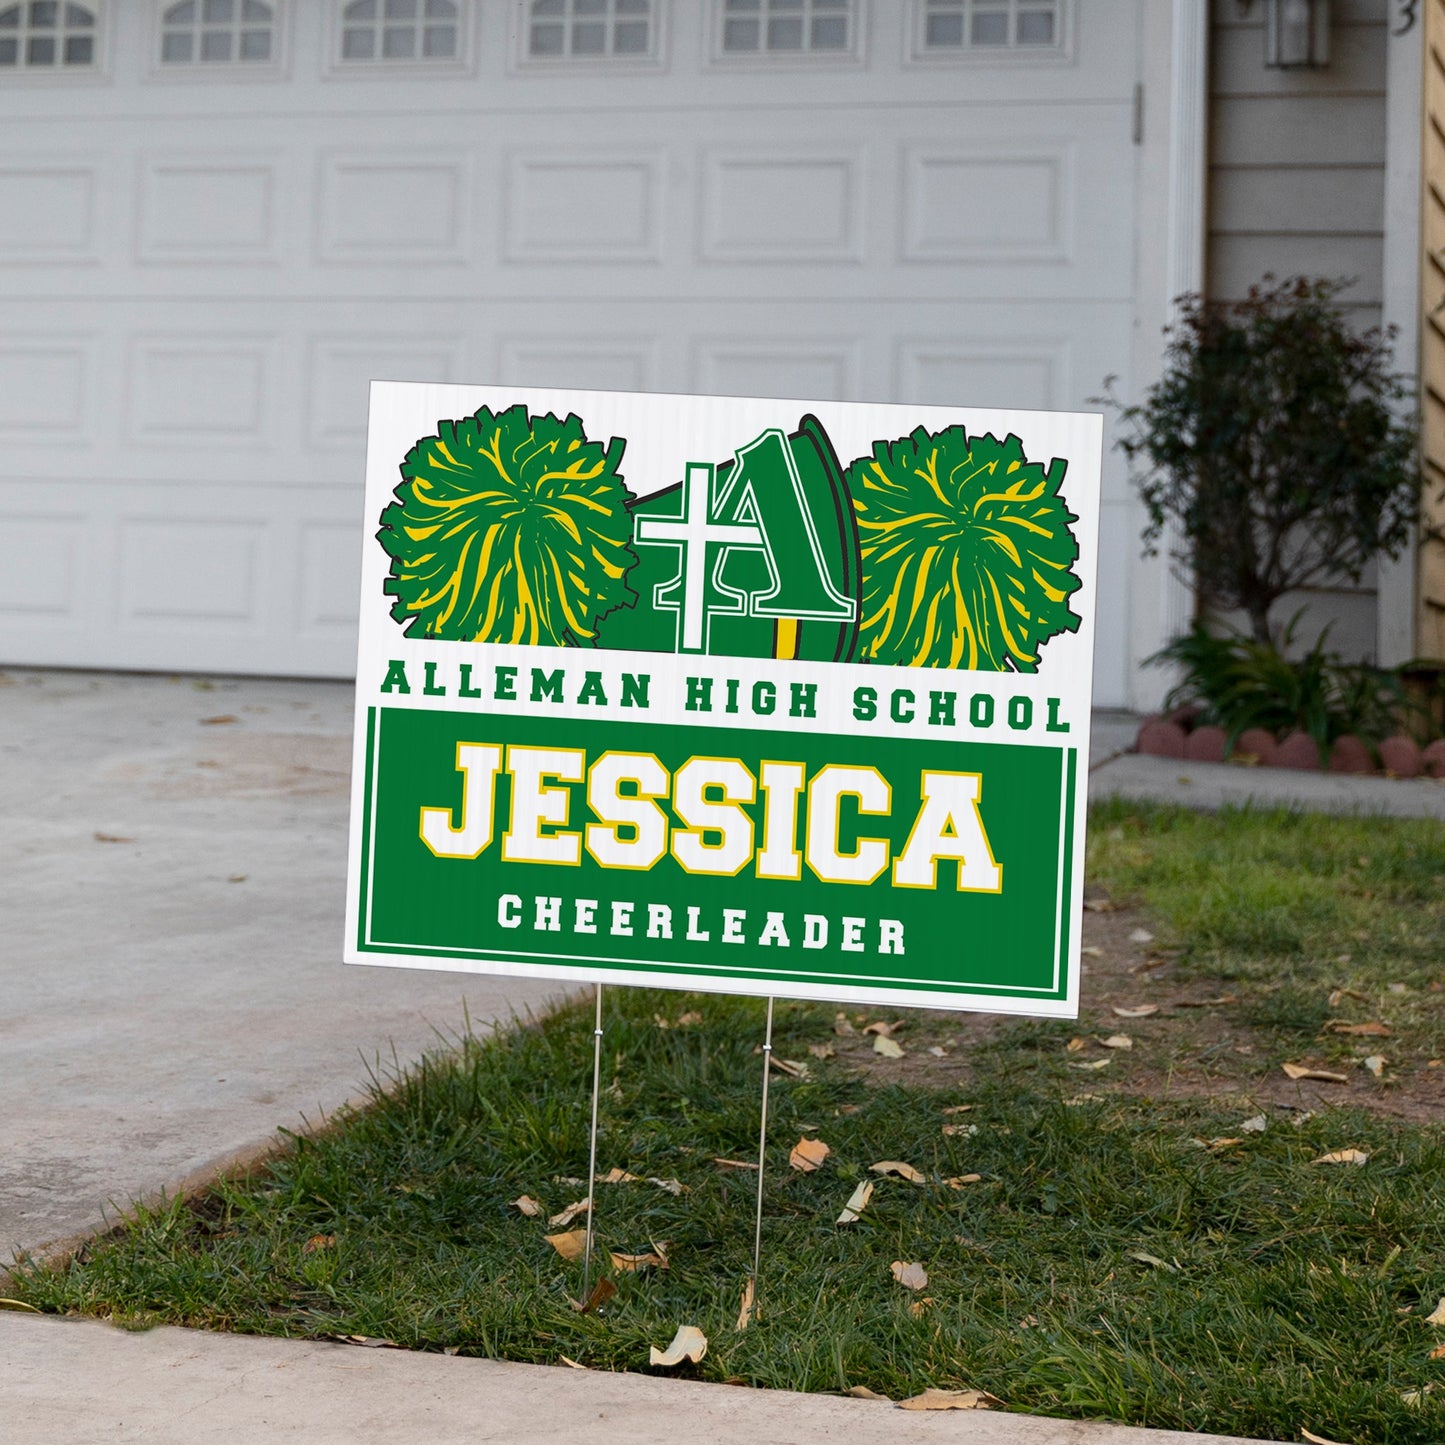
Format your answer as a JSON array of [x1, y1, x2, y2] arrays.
[[1422, 0, 1445, 659], [1207, 0, 1391, 660]]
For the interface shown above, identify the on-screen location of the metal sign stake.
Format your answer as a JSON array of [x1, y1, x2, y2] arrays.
[[581, 982, 604, 1302], [750, 995, 776, 1304]]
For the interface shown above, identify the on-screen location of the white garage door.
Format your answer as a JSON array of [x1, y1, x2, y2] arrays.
[[0, 0, 1140, 705]]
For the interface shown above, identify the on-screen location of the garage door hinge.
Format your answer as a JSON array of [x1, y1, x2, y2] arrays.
[[1132, 83, 1144, 145]]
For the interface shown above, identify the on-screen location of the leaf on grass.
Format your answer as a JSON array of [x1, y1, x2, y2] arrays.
[[909, 1296, 934, 1318], [1301, 1431, 1350, 1445], [1071, 1058, 1111, 1071], [0, 1298, 42, 1313], [863, 1019, 899, 1036], [553, 1175, 584, 1186], [595, 1168, 639, 1185], [808, 1042, 835, 1060], [789, 1137, 831, 1172], [1083, 897, 1120, 912], [302, 1234, 336, 1253], [1066, 1036, 1086, 1052], [544, 1229, 589, 1261], [891, 1260, 928, 1291], [833, 1012, 856, 1037], [646, 1176, 686, 1195], [845, 1386, 890, 1401], [1127, 1250, 1180, 1272], [1363, 1055, 1386, 1078], [1175, 995, 1238, 1008], [1098, 1034, 1133, 1050], [676, 1011, 703, 1026], [610, 1249, 668, 1274], [941, 1104, 975, 1115], [1429, 1344, 1445, 1360], [736, 1277, 756, 1332], [1113, 1004, 1158, 1018], [1206, 1138, 1243, 1151], [872, 1034, 905, 1059], [898, 1388, 1003, 1412], [1282, 1063, 1349, 1083], [1129, 928, 1155, 945], [1325, 1020, 1391, 1037], [510, 1192, 541, 1216], [1080, 946, 1104, 958], [1062, 1094, 1104, 1106], [328, 1334, 402, 1349], [944, 1174, 983, 1188], [1328, 987, 1369, 1007], [941, 1123, 978, 1137], [927, 1046, 948, 1057], [1424, 1297, 1445, 1325], [712, 1157, 759, 1171], [870, 1160, 926, 1183], [1311, 1149, 1369, 1166], [649, 1324, 707, 1368], [570, 1277, 616, 1314], [1402, 1385, 1438, 1407], [1240, 1114, 1268, 1134], [559, 1355, 588, 1370], [837, 1180, 874, 1224], [769, 1055, 810, 1079], [548, 1198, 591, 1228]]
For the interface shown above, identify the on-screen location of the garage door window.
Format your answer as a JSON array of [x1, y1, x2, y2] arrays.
[[0, 2, 99, 68], [916, 0, 1063, 54], [339, 0, 459, 62], [524, 0, 654, 60], [160, 0, 276, 65], [717, 0, 853, 57]]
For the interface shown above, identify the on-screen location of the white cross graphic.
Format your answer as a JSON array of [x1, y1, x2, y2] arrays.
[[635, 461, 762, 651]]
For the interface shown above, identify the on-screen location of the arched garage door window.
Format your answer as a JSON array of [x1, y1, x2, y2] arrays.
[[160, 0, 276, 65], [339, 0, 459, 62], [0, 1, 98, 68]]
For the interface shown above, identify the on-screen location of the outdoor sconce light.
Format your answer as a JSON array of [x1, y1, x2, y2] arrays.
[[1264, 0, 1330, 70]]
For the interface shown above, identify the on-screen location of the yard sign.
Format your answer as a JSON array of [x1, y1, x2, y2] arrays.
[[345, 384, 1101, 1017]]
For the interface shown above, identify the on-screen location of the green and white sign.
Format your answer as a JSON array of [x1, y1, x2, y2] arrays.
[[346, 384, 1102, 1017]]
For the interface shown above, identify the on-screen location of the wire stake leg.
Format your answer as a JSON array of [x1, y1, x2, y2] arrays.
[[750, 995, 776, 1304], [582, 982, 604, 1302]]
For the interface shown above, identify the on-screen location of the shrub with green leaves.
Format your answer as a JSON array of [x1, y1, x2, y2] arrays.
[[378, 405, 637, 646], [849, 426, 1081, 671]]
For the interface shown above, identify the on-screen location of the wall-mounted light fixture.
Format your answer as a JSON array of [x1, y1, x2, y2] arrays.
[[1264, 0, 1330, 69]]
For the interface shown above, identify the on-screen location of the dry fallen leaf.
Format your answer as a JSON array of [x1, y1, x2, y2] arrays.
[[1282, 1063, 1349, 1084], [944, 1174, 983, 1188], [1071, 1058, 1112, 1071], [908, 1296, 933, 1317], [941, 1123, 977, 1137], [927, 1046, 948, 1057], [328, 1334, 401, 1349], [1311, 1149, 1369, 1166], [833, 1012, 855, 1036], [1240, 1114, 1268, 1134], [768, 1055, 810, 1079], [712, 1157, 759, 1171], [1098, 1034, 1133, 1050], [1062, 1094, 1103, 1106], [1206, 1138, 1243, 1151], [1428, 1344, 1445, 1360], [1363, 1055, 1386, 1078], [898, 1388, 1003, 1412], [302, 1234, 335, 1253], [790, 1137, 830, 1172], [548, 1198, 591, 1229], [676, 1010, 703, 1026], [941, 1104, 975, 1115], [845, 1385, 890, 1401], [1129, 927, 1155, 944], [558, 1355, 588, 1370], [646, 1176, 686, 1195], [610, 1249, 668, 1274], [869, 1160, 926, 1183], [1065, 1036, 1087, 1052], [872, 1034, 905, 1059], [837, 1180, 874, 1224], [596, 1168, 640, 1185], [649, 1324, 708, 1368], [807, 1042, 835, 1060], [891, 1260, 929, 1291], [570, 1276, 616, 1314], [1127, 1250, 1179, 1272], [1325, 1020, 1392, 1037], [736, 1277, 755, 1331], [544, 1229, 589, 1261], [863, 1020, 895, 1036], [1112, 1004, 1158, 1018], [1424, 1297, 1445, 1325], [1301, 1431, 1350, 1445], [1083, 897, 1119, 912]]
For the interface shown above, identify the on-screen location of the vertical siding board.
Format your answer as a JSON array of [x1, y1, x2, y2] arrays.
[[1421, 1, 1445, 656]]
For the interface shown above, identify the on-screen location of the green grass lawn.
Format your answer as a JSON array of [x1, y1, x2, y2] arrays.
[[11, 804, 1445, 1444]]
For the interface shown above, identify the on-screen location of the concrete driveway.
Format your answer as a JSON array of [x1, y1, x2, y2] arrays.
[[0, 667, 557, 1264]]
